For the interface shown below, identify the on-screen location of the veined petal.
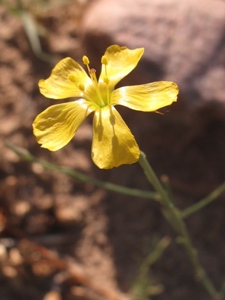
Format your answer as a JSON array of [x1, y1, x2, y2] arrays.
[[39, 58, 91, 99], [99, 45, 144, 88], [33, 99, 95, 151], [92, 106, 140, 169], [111, 81, 178, 111]]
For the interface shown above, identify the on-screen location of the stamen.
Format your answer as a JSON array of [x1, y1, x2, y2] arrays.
[[101, 55, 108, 78], [82, 55, 91, 75], [101, 55, 108, 65], [82, 55, 90, 65]]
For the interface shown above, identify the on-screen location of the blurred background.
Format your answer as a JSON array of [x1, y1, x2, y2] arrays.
[[0, 0, 225, 299]]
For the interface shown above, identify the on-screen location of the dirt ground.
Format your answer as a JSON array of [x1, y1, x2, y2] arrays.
[[1, 1, 225, 300]]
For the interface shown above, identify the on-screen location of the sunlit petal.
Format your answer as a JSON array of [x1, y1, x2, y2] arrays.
[[99, 45, 144, 88], [92, 106, 140, 169], [39, 58, 92, 99], [111, 81, 178, 111], [33, 99, 95, 151]]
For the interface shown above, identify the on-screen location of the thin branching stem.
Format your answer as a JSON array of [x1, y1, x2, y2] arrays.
[[138, 151, 220, 299], [181, 182, 225, 218], [7, 144, 158, 201]]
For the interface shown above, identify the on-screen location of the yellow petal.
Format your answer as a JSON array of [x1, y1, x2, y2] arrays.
[[39, 58, 91, 99], [111, 81, 179, 111], [92, 106, 140, 169], [33, 99, 95, 151], [99, 45, 144, 88]]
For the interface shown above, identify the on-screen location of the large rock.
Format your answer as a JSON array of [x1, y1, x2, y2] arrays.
[[81, 0, 225, 107]]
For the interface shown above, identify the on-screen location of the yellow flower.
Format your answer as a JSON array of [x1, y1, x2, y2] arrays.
[[33, 45, 178, 169]]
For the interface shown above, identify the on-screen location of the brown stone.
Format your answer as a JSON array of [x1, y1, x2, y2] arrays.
[[81, 0, 225, 106]]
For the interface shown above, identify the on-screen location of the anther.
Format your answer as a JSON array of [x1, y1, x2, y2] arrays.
[[101, 55, 108, 65], [82, 55, 90, 65], [101, 55, 108, 77]]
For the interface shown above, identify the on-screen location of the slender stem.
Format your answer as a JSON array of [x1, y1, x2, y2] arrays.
[[219, 282, 225, 298], [181, 182, 225, 218], [138, 151, 219, 299], [6, 144, 158, 201]]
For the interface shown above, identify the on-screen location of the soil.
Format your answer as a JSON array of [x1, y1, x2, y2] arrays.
[[1, 1, 225, 300]]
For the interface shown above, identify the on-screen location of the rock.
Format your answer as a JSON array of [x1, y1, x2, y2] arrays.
[[81, 0, 225, 107]]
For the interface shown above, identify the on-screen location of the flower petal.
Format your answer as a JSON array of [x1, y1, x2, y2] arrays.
[[111, 81, 179, 111], [99, 45, 144, 88], [39, 58, 91, 99], [33, 99, 95, 151], [92, 106, 140, 169]]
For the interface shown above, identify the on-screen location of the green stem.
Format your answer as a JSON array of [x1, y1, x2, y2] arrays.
[[181, 182, 225, 218], [6, 144, 158, 201], [219, 282, 225, 298], [138, 151, 219, 299]]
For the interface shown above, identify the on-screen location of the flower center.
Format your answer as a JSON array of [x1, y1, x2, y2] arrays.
[[82, 55, 110, 108]]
